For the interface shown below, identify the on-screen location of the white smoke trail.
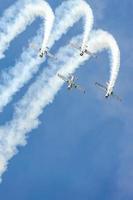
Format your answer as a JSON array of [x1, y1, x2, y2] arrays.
[[0, 30, 43, 112], [0, 0, 93, 112], [86, 30, 120, 93], [49, 0, 93, 47], [0, 30, 120, 181], [0, 0, 54, 58]]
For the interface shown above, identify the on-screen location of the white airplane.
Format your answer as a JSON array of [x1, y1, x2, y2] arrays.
[[58, 73, 86, 94], [95, 82, 122, 102], [30, 43, 57, 60], [70, 42, 97, 57]]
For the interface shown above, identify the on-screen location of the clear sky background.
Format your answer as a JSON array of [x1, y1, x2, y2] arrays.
[[0, 0, 133, 200]]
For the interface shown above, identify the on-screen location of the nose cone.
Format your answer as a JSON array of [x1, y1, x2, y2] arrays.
[[39, 53, 43, 58], [105, 93, 109, 98]]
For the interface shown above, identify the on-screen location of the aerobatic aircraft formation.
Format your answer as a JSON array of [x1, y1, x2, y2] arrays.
[[31, 39, 121, 101], [35, 42, 121, 101], [0, 0, 121, 182]]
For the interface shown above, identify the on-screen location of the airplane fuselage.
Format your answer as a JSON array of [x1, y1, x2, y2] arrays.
[[67, 80, 74, 90], [39, 47, 49, 58], [80, 49, 87, 56], [80, 49, 92, 57], [39, 50, 48, 58], [105, 91, 113, 98], [67, 77, 77, 90], [67, 83, 77, 90]]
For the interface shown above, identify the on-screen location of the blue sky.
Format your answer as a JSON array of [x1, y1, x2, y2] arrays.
[[0, 0, 133, 200]]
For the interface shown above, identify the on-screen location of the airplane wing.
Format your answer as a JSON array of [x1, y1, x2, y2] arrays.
[[75, 84, 86, 94], [70, 42, 81, 51], [95, 82, 107, 91], [85, 50, 92, 56], [47, 52, 57, 60], [86, 50, 97, 58], [58, 74, 68, 82], [95, 82, 122, 102], [112, 94, 122, 102]]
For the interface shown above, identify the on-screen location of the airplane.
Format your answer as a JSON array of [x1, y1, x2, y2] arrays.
[[58, 73, 86, 94], [70, 42, 97, 57], [30, 43, 57, 60], [39, 47, 57, 60], [95, 82, 122, 102]]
